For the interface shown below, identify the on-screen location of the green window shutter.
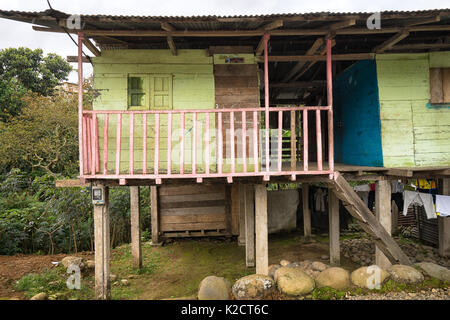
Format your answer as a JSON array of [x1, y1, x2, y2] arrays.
[[150, 74, 173, 110]]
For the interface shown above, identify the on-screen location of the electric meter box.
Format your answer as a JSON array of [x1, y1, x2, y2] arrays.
[[92, 186, 105, 205]]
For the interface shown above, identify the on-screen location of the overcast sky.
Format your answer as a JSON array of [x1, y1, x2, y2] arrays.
[[0, 0, 448, 82]]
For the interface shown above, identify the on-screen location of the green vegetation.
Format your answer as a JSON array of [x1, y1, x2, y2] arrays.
[[312, 286, 346, 300]]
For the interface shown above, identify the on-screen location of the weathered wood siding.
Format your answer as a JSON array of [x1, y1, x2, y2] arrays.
[[158, 184, 231, 235], [376, 52, 450, 167], [92, 49, 216, 173], [213, 53, 260, 172]]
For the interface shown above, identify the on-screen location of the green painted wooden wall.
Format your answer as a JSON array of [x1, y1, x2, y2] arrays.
[[92, 49, 216, 174], [376, 51, 450, 168]]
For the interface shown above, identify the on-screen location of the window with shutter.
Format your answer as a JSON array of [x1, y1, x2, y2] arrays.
[[150, 74, 173, 110], [127, 75, 148, 110], [430, 68, 450, 104]]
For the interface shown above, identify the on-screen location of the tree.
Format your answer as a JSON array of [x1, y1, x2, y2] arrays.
[[0, 93, 79, 176], [0, 48, 72, 120]]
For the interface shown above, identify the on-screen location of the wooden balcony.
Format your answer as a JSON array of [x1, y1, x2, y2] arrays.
[[80, 105, 334, 183]]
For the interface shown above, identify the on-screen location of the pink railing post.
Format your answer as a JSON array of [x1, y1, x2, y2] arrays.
[[91, 116, 96, 175], [192, 113, 197, 174], [154, 113, 160, 175], [326, 38, 334, 172], [205, 113, 210, 174], [253, 111, 258, 172], [218, 112, 223, 174], [230, 111, 235, 174], [316, 110, 322, 171], [167, 113, 172, 175], [143, 114, 147, 174], [77, 32, 84, 177], [129, 113, 134, 174], [95, 116, 100, 173], [278, 110, 282, 172], [241, 111, 247, 173], [103, 114, 109, 175], [180, 112, 185, 174], [82, 115, 88, 174], [303, 110, 308, 171], [264, 33, 270, 172], [115, 114, 122, 175], [86, 116, 92, 174]]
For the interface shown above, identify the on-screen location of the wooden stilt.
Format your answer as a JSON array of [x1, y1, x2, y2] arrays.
[[94, 185, 110, 300], [238, 184, 246, 246], [255, 184, 268, 275], [302, 183, 311, 239], [328, 188, 340, 266], [130, 186, 142, 269], [438, 178, 450, 257], [244, 185, 255, 267], [150, 186, 160, 245], [375, 180, 392, 269]]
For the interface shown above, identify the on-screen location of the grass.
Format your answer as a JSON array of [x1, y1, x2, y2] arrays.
[[311, 287, 346, 300]]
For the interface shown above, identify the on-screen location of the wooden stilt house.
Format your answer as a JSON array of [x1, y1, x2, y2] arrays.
[[2, 8, 450, 299]]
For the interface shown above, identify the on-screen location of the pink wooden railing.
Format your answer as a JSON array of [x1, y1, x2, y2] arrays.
[[81, 105, 334, 182]]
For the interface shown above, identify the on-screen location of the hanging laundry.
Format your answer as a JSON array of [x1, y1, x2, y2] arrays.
[[436, 195, 450, 217], [354, 184, 370, 192], [314, 188, 326, 213], [390, 181, 404, 193], [403, 190, 436, 219], [413, 179, 436, 190], [356, 191, 369, 207]]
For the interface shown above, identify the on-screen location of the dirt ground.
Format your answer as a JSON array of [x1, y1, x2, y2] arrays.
[[1, 232, 347, 300], [0, 252, 93, 299]]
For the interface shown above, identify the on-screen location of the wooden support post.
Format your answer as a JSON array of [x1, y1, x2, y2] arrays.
[[93, 185, 110, 300], [150, 186, 160, 245], [375, 180, 392, 269], [238, 184, 246, 246], [391, 200, 399, 235], [254, 184, 268, 275], [130, 186, 142, 269], [438, 178, 450, 257], [244, 185, 255, 267], [302, 183, 311, 239], [328, 188, 340, 266]]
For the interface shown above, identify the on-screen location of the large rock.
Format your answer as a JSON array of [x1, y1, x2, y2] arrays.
[[61, 256, 84, 269], [232, 274, 275, 300], [351, 265, 390, 289], [388, 265, 424, 284], [198, 276, 231, 300], [311, 261, 327, 272], [85, 260, 95, 270], [275, 267, 315, 296], [315, 267, 351, 290], [414, 262, 450, 282], [268, 264, 281, 280], [30, 292, 48, 300]]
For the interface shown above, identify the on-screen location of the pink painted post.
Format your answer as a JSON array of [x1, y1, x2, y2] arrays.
[[218, 112, 223, 174], [82, 116, 88, 174], [142, 114, 147, 174], [115, 114, 122, 175], [192, 113, 197, 174], [230, 111, 235, 174], [103, 114, 109, 175], [303, 110, 308, 171], [154, 113, 160, 175], [278, 111, 282, 172], [167, 113, 172, 175], [205, 113, 210, 174], [180, 112, 185, 174], [326, 38, 334, 172], [86, 116, 91, 174], [77, 33, 84, 177], [264, 33, 270, 173], [95, 116, 100, 173], [241, 111, 247, 173], [90, 116, 96, 175], [316, 110, 322, 171], [129, 113, 134, 175], [253, 111, 258, 172]]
